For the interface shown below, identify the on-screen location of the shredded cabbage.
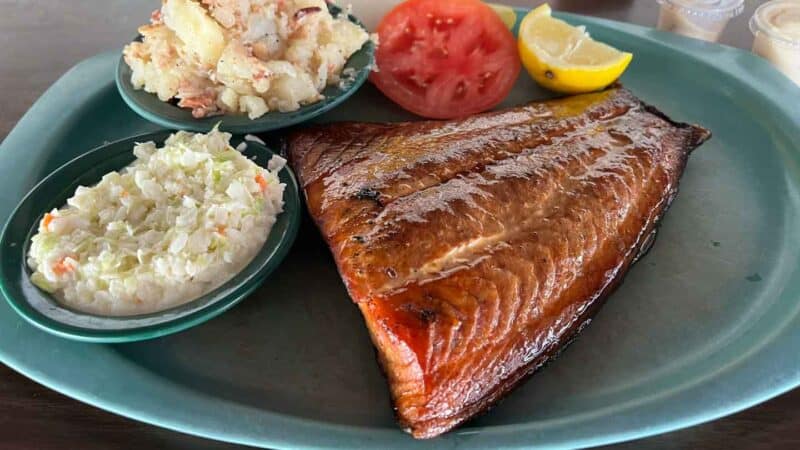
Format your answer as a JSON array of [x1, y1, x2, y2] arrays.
[[27, 128, 286, 316]]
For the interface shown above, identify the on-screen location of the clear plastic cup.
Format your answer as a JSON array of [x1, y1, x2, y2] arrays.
[[656, 0, 744, 42], [750, 0, 800, 86]]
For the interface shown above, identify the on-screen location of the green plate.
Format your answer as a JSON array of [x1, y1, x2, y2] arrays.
[[0, 132, 301, 342], [1, 6, 799, 450], [115, 5, 375, 133]]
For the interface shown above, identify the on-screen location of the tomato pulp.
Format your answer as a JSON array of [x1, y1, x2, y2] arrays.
[[370, 0, 521, 119]]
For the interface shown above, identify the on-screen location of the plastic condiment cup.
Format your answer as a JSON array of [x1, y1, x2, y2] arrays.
[[750, 0, 800, 86], [656, 0, 744, 42]]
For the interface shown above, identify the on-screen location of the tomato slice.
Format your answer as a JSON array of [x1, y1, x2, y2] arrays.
[[370, 0, 521, 119]]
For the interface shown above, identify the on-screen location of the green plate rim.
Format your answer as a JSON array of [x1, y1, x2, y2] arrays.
[[0, 131, 302, 343], [115, 5, 376, 134], [0, 7, 799, 450]]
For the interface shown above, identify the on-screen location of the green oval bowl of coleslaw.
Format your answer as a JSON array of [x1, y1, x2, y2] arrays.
[[0, 130, 301, 342]]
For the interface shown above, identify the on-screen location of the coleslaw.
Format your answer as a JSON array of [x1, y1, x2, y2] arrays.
[[27, 128, 286, 316]]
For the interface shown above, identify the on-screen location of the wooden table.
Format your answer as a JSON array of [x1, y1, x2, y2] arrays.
[[1, 1, 797, 449]]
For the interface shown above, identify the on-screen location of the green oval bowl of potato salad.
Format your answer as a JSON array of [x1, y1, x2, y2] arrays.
[[0, 128, 300, 342], [116, 0, 376, 133]]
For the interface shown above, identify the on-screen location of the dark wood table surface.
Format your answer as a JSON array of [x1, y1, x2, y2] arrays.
[[1, 1, 797, 449]]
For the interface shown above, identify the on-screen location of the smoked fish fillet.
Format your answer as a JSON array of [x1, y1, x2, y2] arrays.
[[285, 87, 710, 438]]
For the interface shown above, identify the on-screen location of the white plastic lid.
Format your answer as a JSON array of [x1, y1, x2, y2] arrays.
[[657, 0, 745, 20], [750, 0, 800, 48]]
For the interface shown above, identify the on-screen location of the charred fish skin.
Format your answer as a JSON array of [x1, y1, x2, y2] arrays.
[[287, 87, 710, 439]]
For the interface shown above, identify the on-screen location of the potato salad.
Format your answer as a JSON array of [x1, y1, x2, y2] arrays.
[[123, 0, 370, 119]]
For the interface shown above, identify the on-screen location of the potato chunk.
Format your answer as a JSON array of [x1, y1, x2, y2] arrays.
[[163, 0, 226, 66]]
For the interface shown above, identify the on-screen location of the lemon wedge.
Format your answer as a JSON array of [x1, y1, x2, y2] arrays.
[[489, 3, 517, 30], [518, 4, 632, 94]]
